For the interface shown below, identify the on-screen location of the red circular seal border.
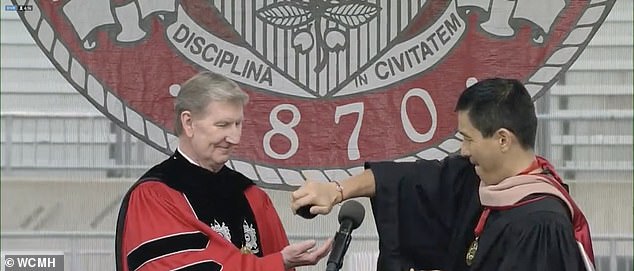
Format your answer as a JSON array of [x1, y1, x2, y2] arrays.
[[13, 0, 616, 190]]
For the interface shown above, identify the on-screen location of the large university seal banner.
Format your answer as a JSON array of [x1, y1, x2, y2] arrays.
[[13, 0, 614, 190]]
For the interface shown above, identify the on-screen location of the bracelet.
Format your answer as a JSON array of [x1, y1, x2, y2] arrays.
[[332, 180, 344, 204]]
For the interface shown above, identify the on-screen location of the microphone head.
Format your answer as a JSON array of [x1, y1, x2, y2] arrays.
[[337, 200, 365, 230], [296, 205, 317, 219]]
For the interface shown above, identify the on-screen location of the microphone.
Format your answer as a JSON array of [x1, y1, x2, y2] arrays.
[[296, 205, 317, 219], [326, 200, 365, 271]]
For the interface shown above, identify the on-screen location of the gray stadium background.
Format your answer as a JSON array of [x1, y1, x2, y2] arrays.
[[1, 0, 632, 270]]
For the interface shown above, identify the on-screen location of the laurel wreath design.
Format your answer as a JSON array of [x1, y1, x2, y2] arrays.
[[14, 0, 615, 190], [256, 1, 314, 29], [323, 2, 381, 28], [257, 0, 381, 72]]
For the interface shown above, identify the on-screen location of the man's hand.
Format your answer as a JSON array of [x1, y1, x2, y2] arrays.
[[281, 238, 333, 269], [291, 181, 341, 216]]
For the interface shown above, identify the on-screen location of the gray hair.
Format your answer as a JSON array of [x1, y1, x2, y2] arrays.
[[174, 71, 249, 136]]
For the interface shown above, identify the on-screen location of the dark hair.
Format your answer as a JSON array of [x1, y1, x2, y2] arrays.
[[174, 72, 248, 136], [454, 78, 537, 150]]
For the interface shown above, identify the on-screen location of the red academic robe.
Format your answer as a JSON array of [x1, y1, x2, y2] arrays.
[[115, 152, 291, 271]]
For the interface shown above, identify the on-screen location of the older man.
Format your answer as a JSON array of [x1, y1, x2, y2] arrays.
[[116, 72, 331, 271]]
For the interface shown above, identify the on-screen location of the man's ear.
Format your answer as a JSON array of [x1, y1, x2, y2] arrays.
[[181, 111, 194, 137], [496, 128, 513, 152]]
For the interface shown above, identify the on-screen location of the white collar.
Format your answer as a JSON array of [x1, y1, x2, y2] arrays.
[[177, 148, 200, 167]]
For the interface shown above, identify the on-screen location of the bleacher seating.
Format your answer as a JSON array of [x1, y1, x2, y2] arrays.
[[539, 0, 633, 182]]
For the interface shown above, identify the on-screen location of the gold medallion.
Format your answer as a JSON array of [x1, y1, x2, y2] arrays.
[[465, 237, 479, 266], [240, 244, 252, 255]]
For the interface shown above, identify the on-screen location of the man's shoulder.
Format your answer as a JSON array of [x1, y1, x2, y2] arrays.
[[498, 196, 573, 230], [414, 155, 472, 171], [127, 179, 179, 199], [128, 155, 182, 196], [515, 196, 570, 215], [139, 156, 174, 180]]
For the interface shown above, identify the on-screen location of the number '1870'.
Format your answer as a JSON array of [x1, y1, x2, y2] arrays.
[[262, 88, 438, 160]]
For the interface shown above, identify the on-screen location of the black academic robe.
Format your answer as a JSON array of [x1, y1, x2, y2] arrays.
[[367, 156, 586, 271]]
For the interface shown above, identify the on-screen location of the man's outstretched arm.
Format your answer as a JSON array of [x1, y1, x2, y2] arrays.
[[291, 169, 376, 216]]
